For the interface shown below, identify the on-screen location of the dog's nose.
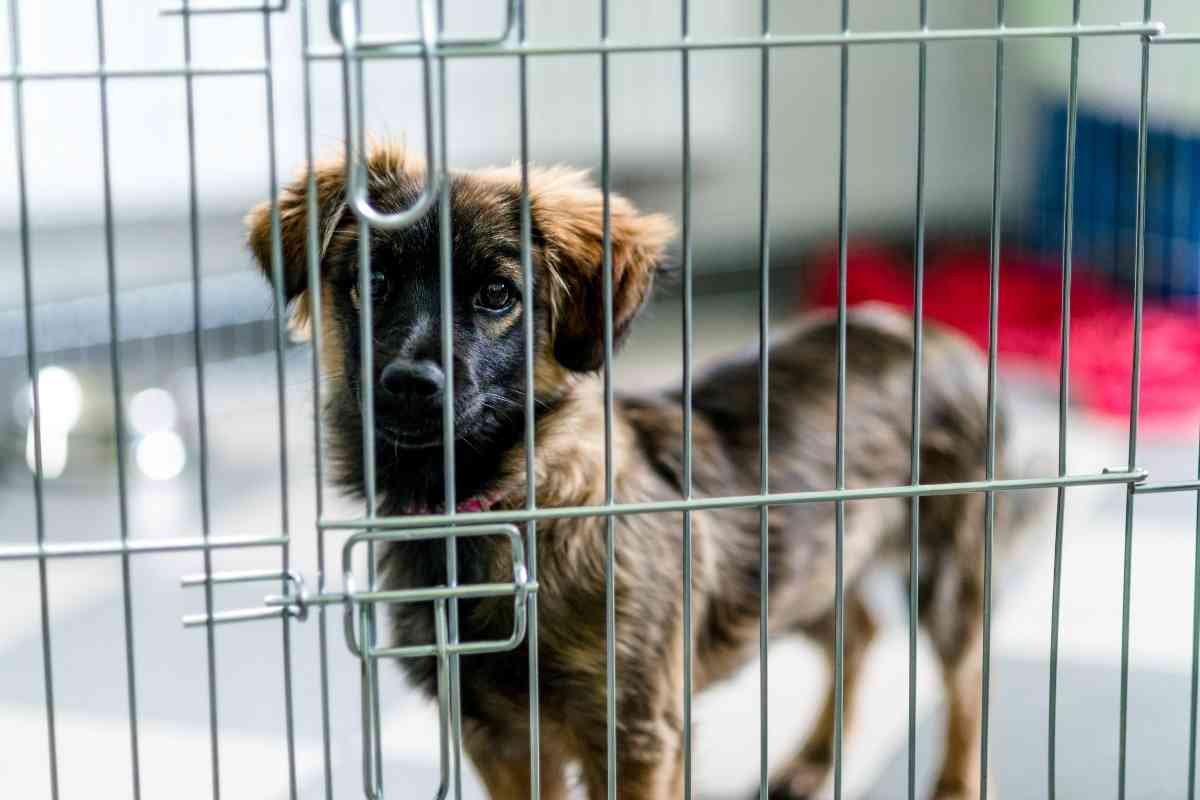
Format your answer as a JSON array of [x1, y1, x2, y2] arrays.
[[379, 359, 445, 402]]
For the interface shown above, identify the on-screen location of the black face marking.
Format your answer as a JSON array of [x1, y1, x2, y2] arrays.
[[323, 174, 546, 513]]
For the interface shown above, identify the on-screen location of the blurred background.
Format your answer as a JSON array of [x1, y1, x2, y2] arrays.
[[3, 1, 1200, 798]]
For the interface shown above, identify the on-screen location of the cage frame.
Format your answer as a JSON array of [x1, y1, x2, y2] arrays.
[[3, 1, 1199, 799]]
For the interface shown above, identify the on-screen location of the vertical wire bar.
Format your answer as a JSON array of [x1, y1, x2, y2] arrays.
[[680, 0, 695, 796], [434, 0, 465, 791], [7, 2, 60, 797], [1047, 5, 1081, 798], [347, 0, 386, 786], [433, 599, 453, 798], [357, 231, 385, 798], [94, 1, 141, 795], [1189, 424, 1200, 800], [339, 3, 385, 787], [1118, 3, 1153, 797], [833, 1, 850, 797], [980, 2, 1007, 797], [600, 2, 618, 797], [258, 6, 299, 796], [757, 2, 771, 798], [517, 0, 542, 796], [298, 1, 335, 794], [907, 2, 928, 798], [180, 2, 222, 795]]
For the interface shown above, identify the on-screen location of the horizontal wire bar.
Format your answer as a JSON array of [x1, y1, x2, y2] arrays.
[[366, 630, 526, 660], [345, 0, 516, 50], [355, 31, 512, 50], [0, 64, 268, 82], [322, 469, 1148, 531], [1135, 479, 1200, 494], [265, 581, 539, 609], [160, 0, 285, 14], [1151, 33, 1200, 44], [0, 535, 288, 562], [183, 606, 294, 628], [336, 581, 534, 604], [181, 569, 300, 587], [304, 21, 1164, 62]]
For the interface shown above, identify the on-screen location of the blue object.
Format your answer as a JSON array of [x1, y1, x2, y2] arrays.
[[1024, 99, 1200, 304]]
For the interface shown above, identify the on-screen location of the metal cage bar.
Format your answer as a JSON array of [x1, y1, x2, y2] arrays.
[[0, 63, 270, 81], [322, 470, 1147, 532], [679, 0, 696, 798], [979, 1, 1008, 796], [756, 1, 771, 798], [255, 1, 301, 793], [907, 2, 929, 798], [1048, 4, 1083, 797], [303, 21, 1165, 64], [434, 0, 467, 793], [1190, 423, 1200, 800], [0, 534, 289, 561], [297, 0, 336, 795], [517, 1, 543, 798], [833, 0, 851, 796], [1118, 3, 1155, 799], [160, 0, 288, 15], [7, 0, 60, 796], [177, 1, 225, 795], [94, 0, 143, 790], [599, 2, 618, 796]]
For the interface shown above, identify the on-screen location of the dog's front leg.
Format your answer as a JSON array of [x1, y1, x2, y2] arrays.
[[577, 716, 683, 800], [465, 721, 571, 800], [574, 636, 686, 800]]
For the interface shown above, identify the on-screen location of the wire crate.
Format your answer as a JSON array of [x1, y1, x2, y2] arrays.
[[3, 2, 1200, 800]]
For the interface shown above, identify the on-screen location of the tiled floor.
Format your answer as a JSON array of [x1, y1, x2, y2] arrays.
[[2, 286, 1197, 799]]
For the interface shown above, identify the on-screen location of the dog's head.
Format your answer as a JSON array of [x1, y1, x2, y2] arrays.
[[246, 144, 673, 508]]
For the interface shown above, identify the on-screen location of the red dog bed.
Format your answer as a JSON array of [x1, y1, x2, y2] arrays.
[[807, 244, 1200, 435]]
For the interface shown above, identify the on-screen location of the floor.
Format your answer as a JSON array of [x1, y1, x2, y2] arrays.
[[2, 284, 1198, 799]]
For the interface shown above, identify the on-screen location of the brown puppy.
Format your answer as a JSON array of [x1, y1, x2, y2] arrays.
[[247, 144, 1006, 800]]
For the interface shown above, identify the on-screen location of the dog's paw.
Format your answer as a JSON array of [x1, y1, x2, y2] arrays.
[[931, 778, 983, 800], [763, 757, 829, 800]]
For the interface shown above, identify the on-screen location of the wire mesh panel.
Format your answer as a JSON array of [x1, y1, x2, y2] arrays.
[[4, 1, 1200, 800]]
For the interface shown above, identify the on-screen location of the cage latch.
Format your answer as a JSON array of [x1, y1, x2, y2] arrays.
[[179, 524, 536, 650], [181, 569, 308, 627]]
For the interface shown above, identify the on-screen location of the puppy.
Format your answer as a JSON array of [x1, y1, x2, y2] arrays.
[[247, 144, 1007, 800]]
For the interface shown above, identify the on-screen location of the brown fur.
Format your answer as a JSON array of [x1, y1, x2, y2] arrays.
[[247, 143, 1012, 800]]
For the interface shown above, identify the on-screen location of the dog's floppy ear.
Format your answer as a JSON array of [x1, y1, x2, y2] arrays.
[[531, 168, 675, 372], [245, 156, 351, 336]]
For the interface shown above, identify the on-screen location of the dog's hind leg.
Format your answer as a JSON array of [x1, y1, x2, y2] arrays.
[[767, 589, 878, 800]]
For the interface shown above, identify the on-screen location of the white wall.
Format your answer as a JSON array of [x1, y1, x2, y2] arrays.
[[2, 0, 1193, 301]]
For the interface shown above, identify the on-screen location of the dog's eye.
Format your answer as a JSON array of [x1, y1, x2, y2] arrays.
[[351, 271, 389, 306], [475, 279, 516, 313], [370, 271, 389, 299]]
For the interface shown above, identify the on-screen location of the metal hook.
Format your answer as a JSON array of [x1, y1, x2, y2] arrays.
[[333, 0, 445, 230]]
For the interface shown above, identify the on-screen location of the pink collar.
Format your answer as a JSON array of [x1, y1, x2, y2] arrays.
[[402, 491, 504, 516], [455, 496, 495, 514]]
